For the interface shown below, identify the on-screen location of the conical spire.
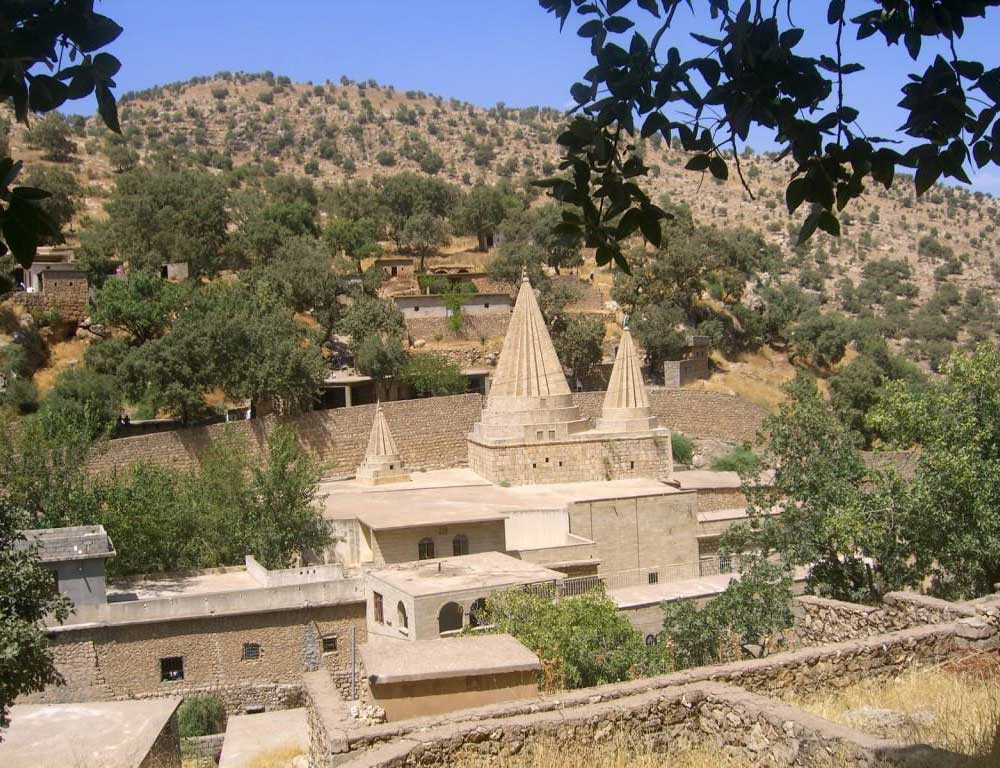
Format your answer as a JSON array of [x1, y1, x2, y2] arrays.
[[365, 403, 399, 458], [595, 325, 659, 434], [488, 273, 571, 399], [356, 403, 409, 485]]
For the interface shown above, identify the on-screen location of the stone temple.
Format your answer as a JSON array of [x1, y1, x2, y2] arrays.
[[467, 272, 672, 485]]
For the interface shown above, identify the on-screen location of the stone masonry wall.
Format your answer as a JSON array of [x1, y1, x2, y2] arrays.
[[793, 592, 979, 646], [405, 313, 509, 342], [140, 710, 182, 768], [88, 389, 767, 478], [10, 278, 89, 324], [88, 394, 485, 478], [307, 615, 997, 768], [23, 602, 367, 713]]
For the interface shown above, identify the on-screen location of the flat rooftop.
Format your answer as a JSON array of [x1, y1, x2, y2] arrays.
[[108, 567, 260, 601], [362, 634, 541, 684], [21, 525, 115, 562], [322, 468, 683, 529], [610, 566, 809, 609], [219, 708, 309, 768], [0, 699, 180, 768], [368, 551, 564, 596]]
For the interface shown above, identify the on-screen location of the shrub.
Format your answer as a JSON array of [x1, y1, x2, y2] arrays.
[[375, 150, 396, 167], [671, 432, 694, 464], [711, 445, 759, 474], [177, 696, 226, 737]]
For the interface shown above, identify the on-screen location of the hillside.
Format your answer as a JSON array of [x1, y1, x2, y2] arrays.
[[6, 70, 1000, 408]]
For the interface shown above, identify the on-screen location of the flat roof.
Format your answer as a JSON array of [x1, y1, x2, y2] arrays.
[[219, 708, 309, 768], [610, 566, 809, 609], [322, 468, 682, 529], [108, 567, 260, 601], [361, 633, 541, 684], [670, 470, 742, 490], [0, 699, 180, 768], [368, 551, 564, 596], [22, 525, 115, 562]]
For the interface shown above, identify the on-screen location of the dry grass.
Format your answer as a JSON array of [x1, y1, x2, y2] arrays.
[[32, 336, 88, 395], [244, 745, 306, 768], [785, 659, 1000, 760]]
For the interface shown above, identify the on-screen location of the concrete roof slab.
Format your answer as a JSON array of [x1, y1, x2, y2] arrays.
[[361, 634, 541, 684], [0, 699, 180, 768]]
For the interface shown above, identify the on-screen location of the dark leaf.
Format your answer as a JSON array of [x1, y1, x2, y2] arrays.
[[637, 0, 660, 16], [607, 0, 631, 13], [11, 187, 52, 201], [797, 209, 820, 245], [708, 156, 728, 180], [571, 82, 592, 104], [915, 155, 941, 195], [785, 178, 808, 213], [826, 0, 845, 24], [96, 82, 121, 133], [904, 30, 921, 60], [639, 206, 662, 247], [685, 153, 710, 171], [816, 209, 840, 237], [93, 52, 122, 79], [578, 19, 604, 37], [604, 16, 635, 33], [67, 13, 124, 52], [617, 207, 643, 238], [973, 140, 992, 168], [641, 112, 669, 138], [28, 75, 69, 112], [780, 28, 804, 49]]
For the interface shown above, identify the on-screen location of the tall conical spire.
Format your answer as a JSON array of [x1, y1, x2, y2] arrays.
[[356, 403, 409, 485], [595, 326, 659, 433], [488, 273, 571, 399]]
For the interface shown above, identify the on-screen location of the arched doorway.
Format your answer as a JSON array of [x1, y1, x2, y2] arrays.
[[438, 602, 463, 634]]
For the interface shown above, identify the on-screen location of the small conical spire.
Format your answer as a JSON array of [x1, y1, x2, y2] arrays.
[[595, 326, 659, 433], [356, 403, 409, 485], [365, 402, 399, 458]]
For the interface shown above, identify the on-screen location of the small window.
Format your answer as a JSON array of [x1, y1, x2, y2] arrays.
[[321, 636, 338, 653], [418, 538, 435, 560], [532, 463, 537, 469], [242, 643, 261, 661], [629, 461, 635, 470], [484, 302, 490, 309], [160, 656, 184, 682], [548, 430, 555, 440], [536, 430, 544, 440], [374, 592, 384, 623], [414, 305, 420, 312], [245, 705, 265, 715], [48, 569, 59, 595], [397, 601, 408, 630], [545, 457, 549, 463], [645, 634, 658, 647], [648, 572, 659, 585], [453, 534, 469, 556]]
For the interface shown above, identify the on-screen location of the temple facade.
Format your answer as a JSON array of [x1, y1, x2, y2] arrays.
[[467, 274, 672, 485]]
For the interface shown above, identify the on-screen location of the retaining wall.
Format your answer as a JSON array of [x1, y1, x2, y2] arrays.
[[87, 389, 768, 478]]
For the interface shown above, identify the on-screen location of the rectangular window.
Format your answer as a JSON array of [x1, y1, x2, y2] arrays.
[[374, 592, 384, 623], [321, 636, 338, 653], [242, 643, 261, 661], [160, 656, 184, 682], [48, 569, 59, 595], [648, 572, 659, 585]]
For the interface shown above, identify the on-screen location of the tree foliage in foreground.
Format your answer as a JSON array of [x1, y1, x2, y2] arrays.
[[0, 495, 71, 730], [539, 0, 1000, 268], [479, 589, 667, 690]]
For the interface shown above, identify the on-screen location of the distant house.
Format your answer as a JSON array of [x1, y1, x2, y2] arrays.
[[160, 262, 189, 282], [393, 292, 512, 320], [663, 335, 711, 388], [373, 256, 415, 280]]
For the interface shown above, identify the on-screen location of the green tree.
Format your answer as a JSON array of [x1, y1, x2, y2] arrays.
[[39, 368, 122, 441], [553, 314, 605, 382], [870, 344, 1000, 598], [374, 173, 457, 250], [23, 166, 81, 241], [454, 184, 511, 251], [354, 334, 408, 398], [480, 589, 663, 690], [727, 373, 915, 602], [630, 303, 686, 377], [0, 495, 71, 729], [92, 271, 187, 344], [25, 113, 75, 162], [401, 211, 449, 272], [402, 353, 466, 397], [660, 557, 792, 669], [102, 168, 229, 276]]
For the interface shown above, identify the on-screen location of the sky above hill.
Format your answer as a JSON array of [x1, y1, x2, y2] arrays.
[[77, 1, 1000, 192]]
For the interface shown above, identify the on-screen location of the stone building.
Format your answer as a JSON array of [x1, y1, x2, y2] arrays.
[[468, 274, 672, 485], [10, 246, 90, 324], [663, 335, 711, 388]]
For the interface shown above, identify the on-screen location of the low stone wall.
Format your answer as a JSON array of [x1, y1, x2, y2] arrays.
[[793, 592, 979, 646], [180, 733, 225, 766], [10, 281, 89, 324], [306, 616, 997, 767]]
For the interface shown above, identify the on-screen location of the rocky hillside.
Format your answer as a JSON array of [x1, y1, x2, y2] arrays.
[[7, 71, 1000, 404]]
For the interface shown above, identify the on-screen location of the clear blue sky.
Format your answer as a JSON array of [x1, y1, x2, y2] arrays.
[[77, 1, 1000, 192]]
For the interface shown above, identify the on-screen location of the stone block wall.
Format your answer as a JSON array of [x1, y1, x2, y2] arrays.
[[468, 433, 671, 486], [663, 357, 709, 388], [307, 615, 997, 768], [793, 592, 978, 646], [23, 602, 367, 712], [87, 389, 767, 479], [405, 314, 509, 342], [88, 394, 485, 479]]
